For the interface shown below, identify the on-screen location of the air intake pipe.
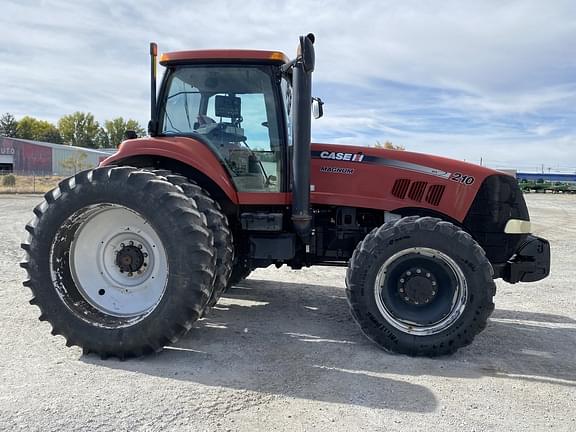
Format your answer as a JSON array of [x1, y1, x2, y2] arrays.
[[291, 33, 315, 244]]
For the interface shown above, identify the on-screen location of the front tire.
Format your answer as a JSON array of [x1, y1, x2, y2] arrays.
[[21, 166, 215, 359], [346, 216, 495, 357]]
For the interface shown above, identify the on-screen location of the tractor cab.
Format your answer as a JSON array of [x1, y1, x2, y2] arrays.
[[154, 51, 292, 193]]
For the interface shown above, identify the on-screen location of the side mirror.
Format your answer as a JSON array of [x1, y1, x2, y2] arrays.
[[312, 97, 324, 119]]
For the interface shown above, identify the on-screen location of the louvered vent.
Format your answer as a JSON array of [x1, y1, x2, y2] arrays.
[[391, 179, 411, 199], [407, 181, 428, 202], [425, 184, 446, 206]]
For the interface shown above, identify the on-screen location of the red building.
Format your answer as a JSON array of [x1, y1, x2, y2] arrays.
[[0, 137, 114, 175]]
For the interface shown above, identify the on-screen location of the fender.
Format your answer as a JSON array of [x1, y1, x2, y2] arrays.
[[101, 136, 239, 204]]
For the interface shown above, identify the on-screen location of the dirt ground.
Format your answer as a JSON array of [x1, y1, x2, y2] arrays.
[[0, 194, 574, 431]]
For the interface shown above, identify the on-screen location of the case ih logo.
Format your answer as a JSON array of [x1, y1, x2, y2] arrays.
[[319, 151, 364, 162]]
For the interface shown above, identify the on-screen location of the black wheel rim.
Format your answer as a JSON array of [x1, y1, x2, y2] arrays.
[[374, 247, 468, 335]]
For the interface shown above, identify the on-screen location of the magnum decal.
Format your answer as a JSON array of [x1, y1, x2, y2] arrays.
[[320, 166, 355, 174]]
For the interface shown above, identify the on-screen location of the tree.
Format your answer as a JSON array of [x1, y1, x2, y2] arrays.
[[15, 116, 62, 143], [0, 113, 18, 137], [58, 112, 100, 148], [99, 117, 146, 148], [375, 140, 405, 151], [59, 152, 91, 175]]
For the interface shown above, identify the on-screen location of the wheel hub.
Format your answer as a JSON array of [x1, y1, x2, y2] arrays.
[[115, 243, 146, 275], [66, 204, 169, 318], [398, 267, 438, 305], [374, 247, 469, 336]]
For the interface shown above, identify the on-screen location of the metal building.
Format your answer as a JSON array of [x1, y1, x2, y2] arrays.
[[0, 137, 115, 176]]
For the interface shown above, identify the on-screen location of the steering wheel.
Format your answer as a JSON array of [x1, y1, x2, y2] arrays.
[[207, 122, 246, 143]]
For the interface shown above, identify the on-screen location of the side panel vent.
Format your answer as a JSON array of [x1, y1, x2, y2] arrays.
[[408, 181, 427, 202], [425, 184, 446, 206], [391, 179, 411, 199]]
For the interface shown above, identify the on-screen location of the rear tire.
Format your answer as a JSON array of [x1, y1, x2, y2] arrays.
[[149, 170, 233, 307], [21, 166, 215, 359], [346, 216, 495, 357]]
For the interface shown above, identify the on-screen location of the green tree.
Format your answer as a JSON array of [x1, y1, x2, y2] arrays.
[[14, 116, 36, 140], [59, 152, 91, 175], [58, 112, 100, 148], [99, 117, 145, 148], [0, 113, 18, 137], [15, 116, 62, 143]]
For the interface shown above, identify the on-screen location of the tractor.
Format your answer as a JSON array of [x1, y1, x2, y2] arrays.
[[21, 34, 550, 359]]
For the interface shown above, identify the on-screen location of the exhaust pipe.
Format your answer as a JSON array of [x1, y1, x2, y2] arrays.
[[291, 34, 315, 245], [148, 42, 158, 136]]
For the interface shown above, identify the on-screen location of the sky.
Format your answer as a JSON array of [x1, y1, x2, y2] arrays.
[[2, 0, 576, 172]]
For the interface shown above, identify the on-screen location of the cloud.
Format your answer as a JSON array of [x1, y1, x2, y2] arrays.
[[1, 0, 576, 170]]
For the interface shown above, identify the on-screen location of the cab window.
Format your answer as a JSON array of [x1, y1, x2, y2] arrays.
[[161, 66, 283, 192]]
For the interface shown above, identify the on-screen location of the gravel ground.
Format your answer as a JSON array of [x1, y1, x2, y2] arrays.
[[1, 193, 575, 431]]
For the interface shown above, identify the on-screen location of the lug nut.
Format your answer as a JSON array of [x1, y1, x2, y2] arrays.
[[399, 288, 404, 293], [426, 273, 431, 278], [431, 291, 436, 295], [128, 272, 133, 277], [400, 278, 405, 283], [432, 281, 437, 286], [129, 241, 134, 246], [120, 243, 125, 248], [143, 253, 148, 258], [406, 271, 412, 276], [416, 269, 421, 274], [138, 244, 143, 249], [404, 296, 410, 301]]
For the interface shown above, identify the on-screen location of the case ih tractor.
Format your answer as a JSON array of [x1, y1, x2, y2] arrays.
[[21, 34, 550, 359]]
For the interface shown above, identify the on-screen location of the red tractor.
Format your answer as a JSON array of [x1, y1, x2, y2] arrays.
[[21, 34, 550, 358]]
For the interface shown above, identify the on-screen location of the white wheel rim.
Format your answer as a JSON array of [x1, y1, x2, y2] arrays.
[[68, 204, 169, 318], [374, 247, 468, 336]]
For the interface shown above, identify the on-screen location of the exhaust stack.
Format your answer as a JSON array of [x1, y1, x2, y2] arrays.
[[148, 42, 158, 136], [291, 34, 315, 244]]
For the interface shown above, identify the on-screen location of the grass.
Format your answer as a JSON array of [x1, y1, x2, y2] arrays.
[[0, 175, 64, 194]]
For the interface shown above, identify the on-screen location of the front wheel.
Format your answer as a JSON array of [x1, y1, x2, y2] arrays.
[[346, 216, 496, 357]]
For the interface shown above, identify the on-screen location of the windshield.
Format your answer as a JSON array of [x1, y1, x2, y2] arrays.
[[160, 65, 283, 192]]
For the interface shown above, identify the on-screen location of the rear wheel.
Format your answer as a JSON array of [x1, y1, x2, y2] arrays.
[[21, 166, 215, 359], [149, 170, 233, 307], [346, 216, 495, 357]]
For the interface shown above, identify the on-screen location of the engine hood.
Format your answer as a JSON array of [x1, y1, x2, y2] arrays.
[[311, 143, 501, 180], [309, 143, 506, 222]]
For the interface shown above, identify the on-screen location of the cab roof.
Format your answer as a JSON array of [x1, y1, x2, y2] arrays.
[[160, 49, 289, 66]]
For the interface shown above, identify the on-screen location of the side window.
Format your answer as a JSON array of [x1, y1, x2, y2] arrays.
[[163, 77, 200, 134], [204, 92, 281, 192], [160, 66, 284, 193]]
